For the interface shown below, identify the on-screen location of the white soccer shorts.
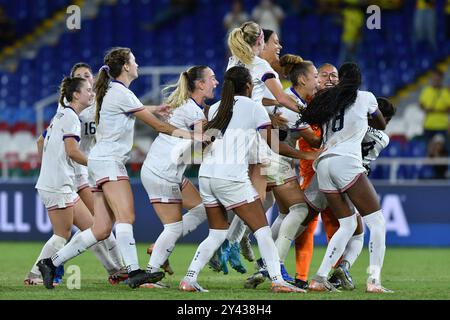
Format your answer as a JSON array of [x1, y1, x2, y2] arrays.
[[315, 155, 365, 193], [199, 177, 259, 210]]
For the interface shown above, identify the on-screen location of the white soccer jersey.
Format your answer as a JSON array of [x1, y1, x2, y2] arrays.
[[362, 127, 390, 167], [317, 90, 379, 163], [143, 98, 206, 183], [36, 107, 81, 193], [78, 104, 96, 154], [88, 81, 144, 164], [283, 87, 309, 129], [56, 103, 96, 154], [226, 56, 278, 109], [199, 95, 271, 182], [279, 86, 310, 148]]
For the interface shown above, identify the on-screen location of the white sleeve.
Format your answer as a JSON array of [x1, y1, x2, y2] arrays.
[[254, 59, 276, 83], [61, 113, 81, 141], [254, 105, 271, 130], [119, 90, 144, 114], [366, 91, 378, 115]]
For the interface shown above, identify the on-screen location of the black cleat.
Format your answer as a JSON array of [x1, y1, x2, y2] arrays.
[[128, 270, 165, 289], [328, 273, 342, 289], [295, 278, 309, 290], [37, 258, 56, 289], [332, 264, 355, 290]]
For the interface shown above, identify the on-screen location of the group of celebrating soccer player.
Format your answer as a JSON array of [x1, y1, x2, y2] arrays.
[[25, 20, 395, 294]]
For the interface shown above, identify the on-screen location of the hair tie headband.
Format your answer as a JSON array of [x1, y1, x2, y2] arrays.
[[257, 28, 264, 42], [99, 65, 112, 79]]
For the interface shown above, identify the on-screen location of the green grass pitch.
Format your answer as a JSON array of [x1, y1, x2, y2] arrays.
[[1, 242, 449, 300]]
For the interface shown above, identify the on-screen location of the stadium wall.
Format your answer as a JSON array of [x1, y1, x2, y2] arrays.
[[0, 182, 449, 246]]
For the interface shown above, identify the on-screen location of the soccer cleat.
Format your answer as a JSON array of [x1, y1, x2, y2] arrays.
[[127, 269, 165, 289], [146, 243, 174, 275], [366, 278, 394, 293], [207, 251, 222, 273], [280, 263, 295, 283], [37, 258, 57, 289], [229, 242, 247, 274], [53, 265, 64, 285], [108, 267, 129, 285], [218, 240, 231, 275], [24, 272, 43, 286], [179, 278, 209, 292], [332, 264, 355, 290], [294, 278, 309, 290], [255, 257, 265, 271], [271, 281, 307, 293], [309, 275, 340, 292], [328, 273, 342, 289], [140, 281, 170, 289], [244, 271, 266, 289], [240, 235, 255, 262]]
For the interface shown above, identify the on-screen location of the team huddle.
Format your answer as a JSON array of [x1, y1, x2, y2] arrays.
[[24, 21, 396, 294]]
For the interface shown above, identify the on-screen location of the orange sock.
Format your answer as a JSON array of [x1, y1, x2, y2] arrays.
[[321, 208, 340, 241], [294, 215, 318, 281]]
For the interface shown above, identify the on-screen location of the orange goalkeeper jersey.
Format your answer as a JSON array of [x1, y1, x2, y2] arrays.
[[298, 125, 321, 189]]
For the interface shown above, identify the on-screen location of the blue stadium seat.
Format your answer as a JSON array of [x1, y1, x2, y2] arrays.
[[1, 0, 448, 133], [404, 139, 428, 158], [381, 140, 404, 158]]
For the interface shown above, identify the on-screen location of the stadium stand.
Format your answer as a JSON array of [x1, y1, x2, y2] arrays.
[[0, 0, 449, 180]]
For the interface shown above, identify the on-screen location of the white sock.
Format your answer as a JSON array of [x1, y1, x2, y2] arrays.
[[30, 234, 67, 276], [103, 232, 124, 269], [271, 212, 287, 241], [253, 226, 283, 283], [363, 210, 386, 283], [147, 221, 183, 273], [275, 203, 308, 262], [342, 233, 364, 268], [317, 214, 357, 278], [182, 204, 207, 237], [115, 223, 140, 273], [226, 216, 246, 243], [51, 228, 97, 267], [262, 192, 275, 212], [185, 229, 228, 281], [89, 241, 119, 275]]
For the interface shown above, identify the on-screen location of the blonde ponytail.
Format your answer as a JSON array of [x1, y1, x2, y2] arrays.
[[163, 66, 209, 109], [228, 21, 262, 65], [164, 72, 191, 109]]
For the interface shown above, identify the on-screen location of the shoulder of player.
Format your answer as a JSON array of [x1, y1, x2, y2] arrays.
[[357, 90, 376, 100], [253, 56, 274, 71], [178, 98, 200, 111], [109, 81, 134, 97], [235, 95, 258, 108], [207, 100, 221, 120], [61, 107, 79, 119]]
